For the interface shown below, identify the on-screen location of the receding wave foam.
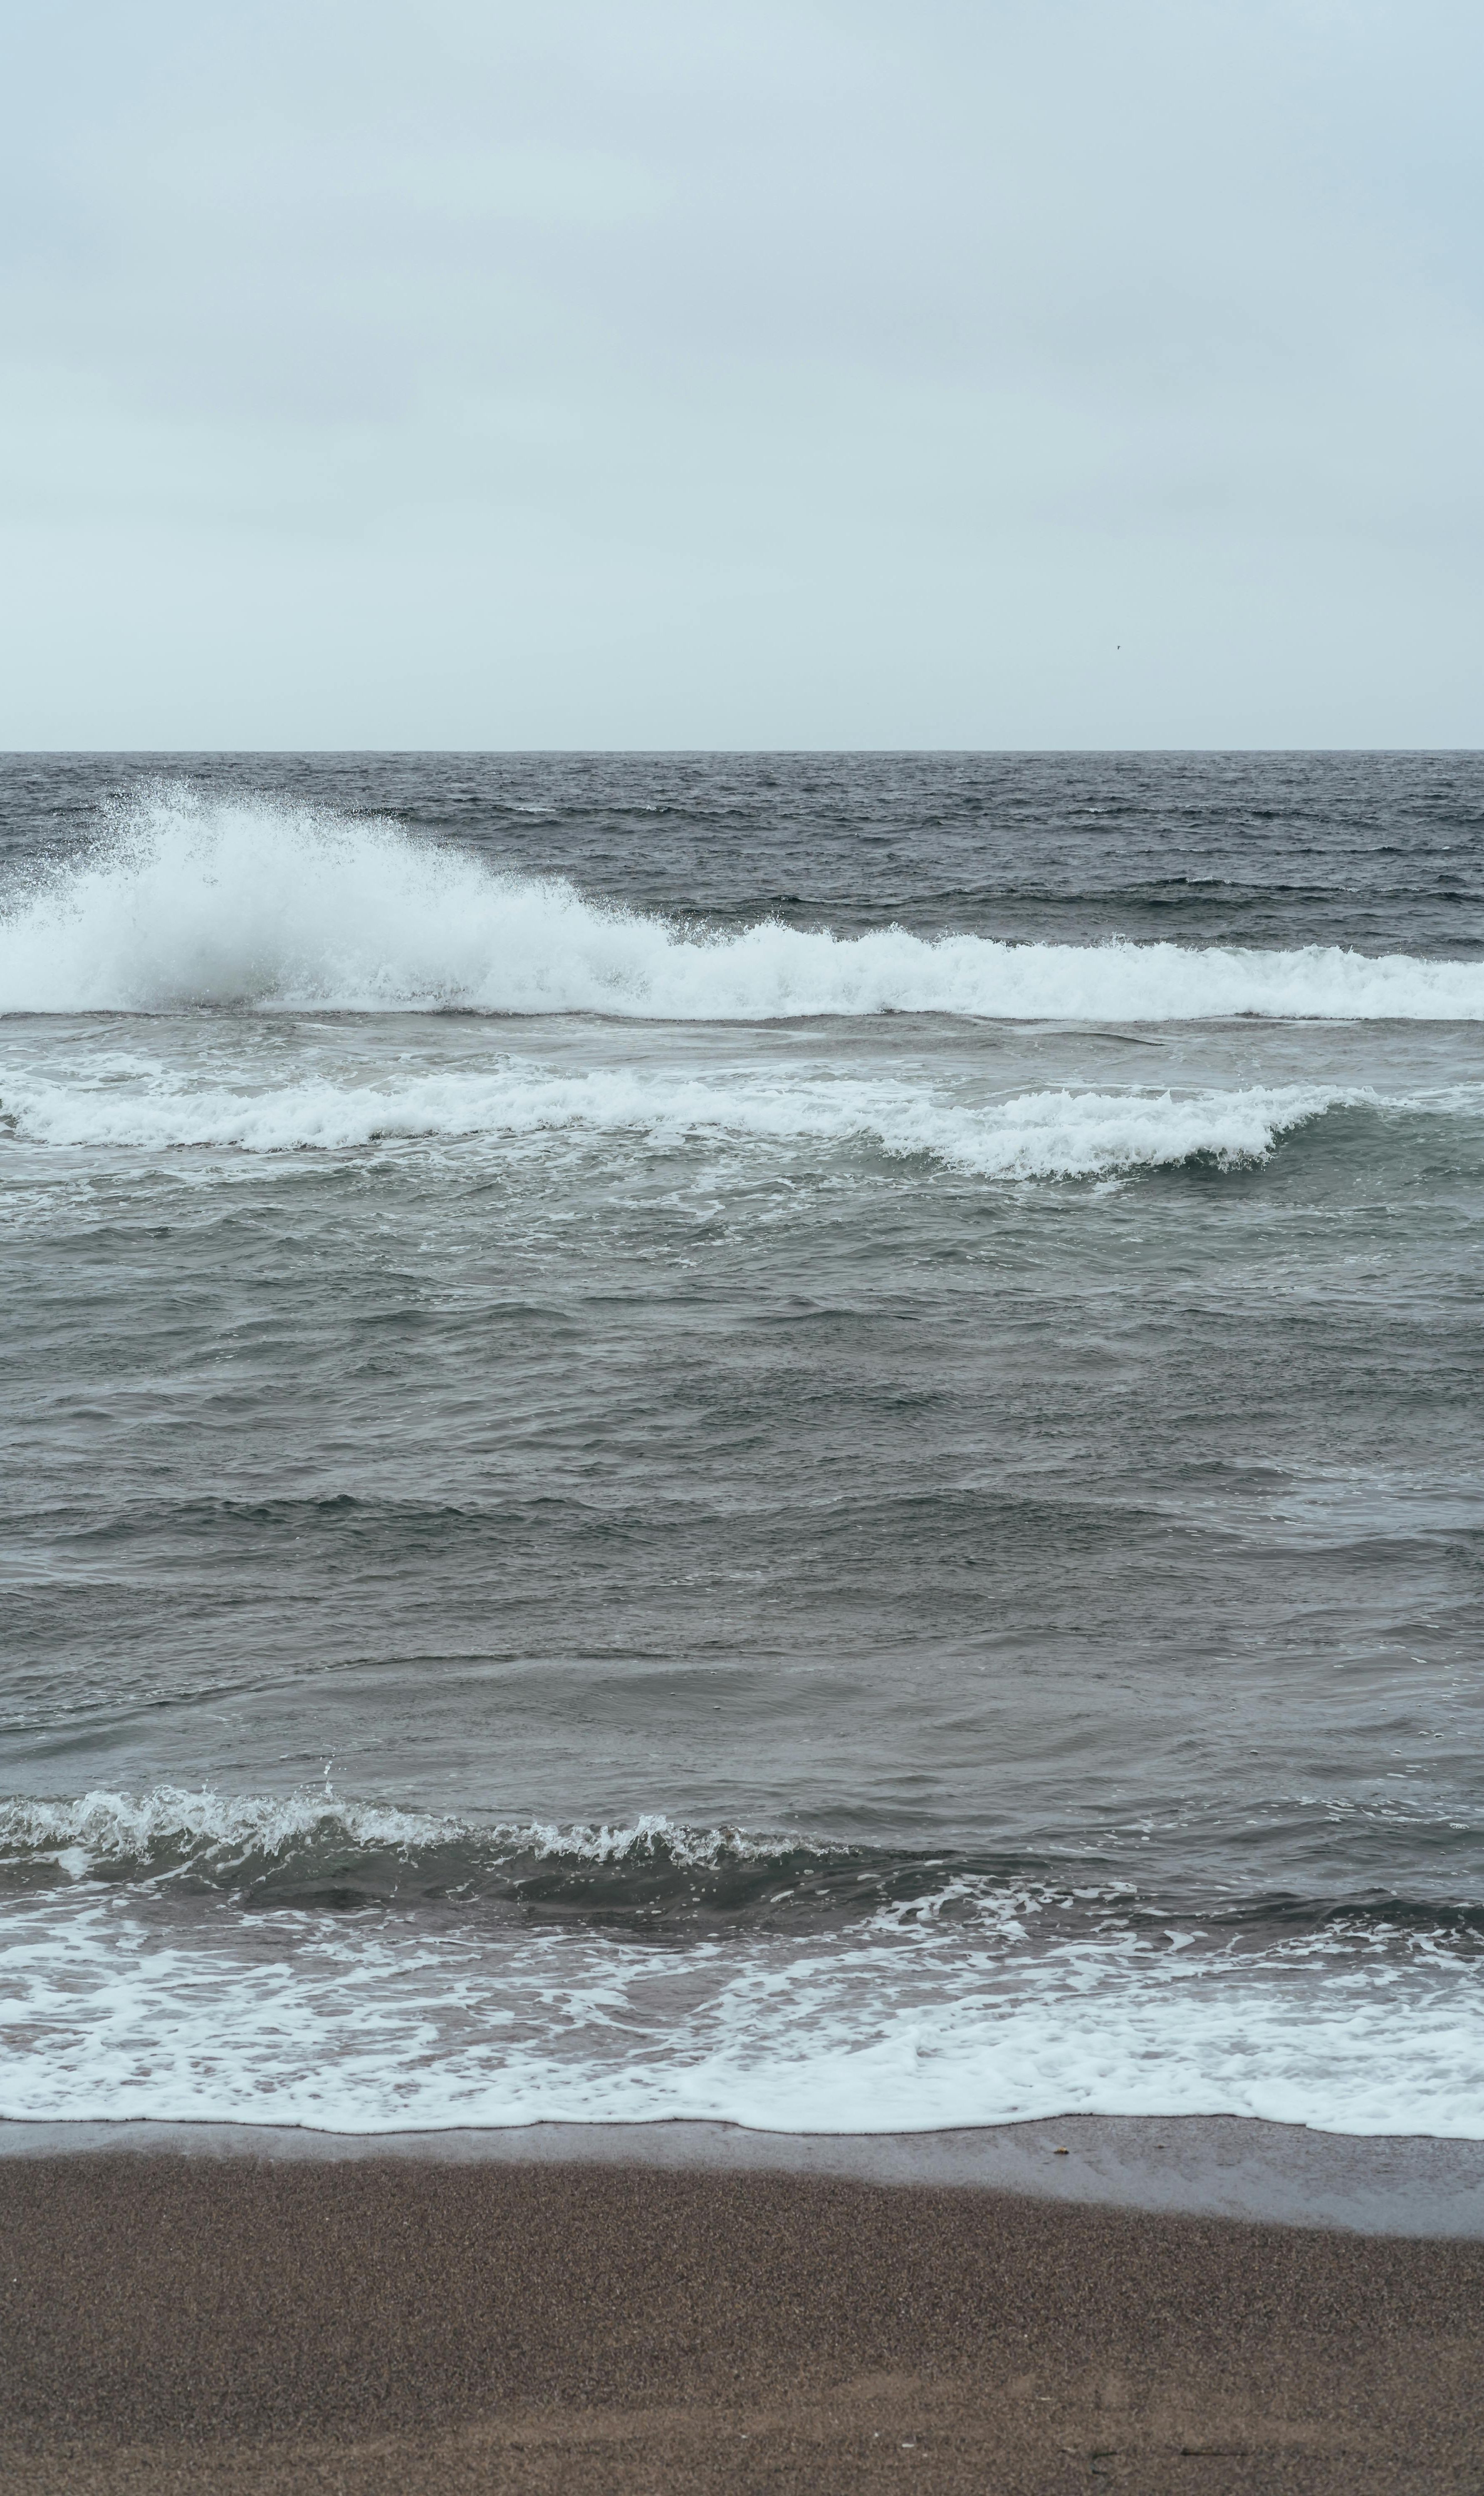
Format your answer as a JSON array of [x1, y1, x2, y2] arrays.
[[2, 1789, 1482, 2137], [4, 784, 1483, 1021], [1, 1059, 1358, 1180]]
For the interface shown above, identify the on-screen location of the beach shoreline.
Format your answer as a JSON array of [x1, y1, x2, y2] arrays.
[[6, 2109, 1484, 2235], [4, 2139, 1482, 2493]]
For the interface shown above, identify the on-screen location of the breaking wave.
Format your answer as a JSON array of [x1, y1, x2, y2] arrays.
[[3, 784, 1483, 1020], [0, 1060, 1359, 1179], [0, 1790, 799, 1910]]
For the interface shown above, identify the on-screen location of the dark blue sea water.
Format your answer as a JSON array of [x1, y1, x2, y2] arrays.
[[1, 752, 1481, 2134]]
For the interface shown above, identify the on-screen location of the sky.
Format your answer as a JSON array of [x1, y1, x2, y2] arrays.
[[3, 0, 1482, 749]]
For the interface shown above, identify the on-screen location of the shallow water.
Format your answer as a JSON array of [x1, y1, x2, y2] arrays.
[[1, 752, 1481, 2134]]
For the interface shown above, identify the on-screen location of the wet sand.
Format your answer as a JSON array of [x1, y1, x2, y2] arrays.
[[11, 2110, 1484, 2235], [4, 2148, 1483, 2492]]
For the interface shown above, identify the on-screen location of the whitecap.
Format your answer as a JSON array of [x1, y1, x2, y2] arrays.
[[0, 1060, 1370, 1181], [3, 782, 1482, 1021]]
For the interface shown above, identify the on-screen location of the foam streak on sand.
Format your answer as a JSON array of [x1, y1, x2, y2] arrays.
[[2, 785, 1483, 1019]]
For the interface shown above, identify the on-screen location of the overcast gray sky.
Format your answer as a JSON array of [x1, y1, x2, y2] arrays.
[[3, 0, 1481, 748]]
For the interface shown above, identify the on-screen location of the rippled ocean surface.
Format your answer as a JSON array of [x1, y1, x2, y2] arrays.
[[1, 751, 1482, 2136]]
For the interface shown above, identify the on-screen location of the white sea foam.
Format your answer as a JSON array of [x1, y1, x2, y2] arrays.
[[1, 1790, 1480, 2139], [0, 1060, 1358, 1180], [0, 1790, 774, 1878], [0, 1859, 1478, 2138], [0, 1787, 453, 1871], [2, 785, 1482, 1021]]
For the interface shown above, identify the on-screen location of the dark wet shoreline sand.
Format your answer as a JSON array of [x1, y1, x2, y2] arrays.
[[10, 2111, 1484, 2235], [4, 2147, 1484, 2493]]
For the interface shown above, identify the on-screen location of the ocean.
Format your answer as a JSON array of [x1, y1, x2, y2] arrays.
[[1, 750, 1481, 2140]]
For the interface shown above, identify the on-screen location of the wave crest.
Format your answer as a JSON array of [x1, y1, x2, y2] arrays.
[[3, 784, 1482, 1020], [1, 1060, 1360, 1179], [0, 1789, 798, 1900]]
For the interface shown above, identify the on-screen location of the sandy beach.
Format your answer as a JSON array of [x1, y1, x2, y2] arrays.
[[4, 2142, 1482, 2494]]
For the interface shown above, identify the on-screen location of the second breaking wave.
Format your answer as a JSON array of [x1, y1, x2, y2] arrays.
[[0, 1060, 1372, 1180]]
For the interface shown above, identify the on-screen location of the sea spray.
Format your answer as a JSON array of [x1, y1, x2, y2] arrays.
[[4, 782, 1484, 1019]]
